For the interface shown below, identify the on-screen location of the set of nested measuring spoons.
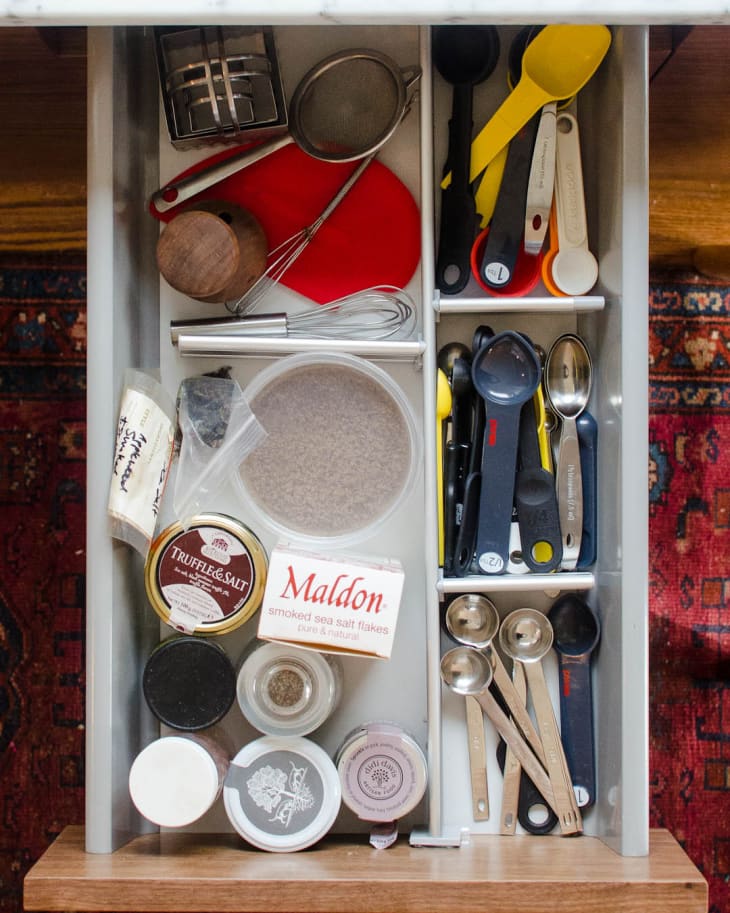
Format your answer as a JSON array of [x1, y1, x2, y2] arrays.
[[441, 592, 601, 836]]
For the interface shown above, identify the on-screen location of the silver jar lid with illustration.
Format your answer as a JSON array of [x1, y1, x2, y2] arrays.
[[236, 641, 343, 737], [223, 736, 341, 852], [335, 722, 428, 823]]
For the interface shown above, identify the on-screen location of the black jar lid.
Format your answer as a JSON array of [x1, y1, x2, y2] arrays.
[[143, 636, 236, 731]]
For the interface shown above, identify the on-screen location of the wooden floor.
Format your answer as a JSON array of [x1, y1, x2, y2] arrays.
[[0, 25, 728, 269]]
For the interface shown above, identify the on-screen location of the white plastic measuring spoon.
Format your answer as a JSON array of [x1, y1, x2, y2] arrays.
[[549, 112, 599, 296]]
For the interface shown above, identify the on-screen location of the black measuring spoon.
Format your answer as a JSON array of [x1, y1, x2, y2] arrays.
[[433, 26, 500, 295], [548, 593, 601, 809], [471, 330, 541, 574], [514, 391, 562, 572], [477, 28, 542, 290]]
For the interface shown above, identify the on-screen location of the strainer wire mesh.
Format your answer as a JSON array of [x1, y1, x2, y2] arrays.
[[291, 52, 405, 160]]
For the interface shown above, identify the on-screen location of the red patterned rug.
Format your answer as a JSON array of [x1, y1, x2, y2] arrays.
[[0, 259, 727, 911], [649, 271, 730, 913], [0, 257, 86, 913]]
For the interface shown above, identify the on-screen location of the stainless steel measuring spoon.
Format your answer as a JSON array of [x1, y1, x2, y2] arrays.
[[499, 608, 582, 835], [440, 646, 557, 816], [548, 593, 601, 809], [471, 331, 541, 575], [445, 594, 546, 767], [545, 334, 592, 571]]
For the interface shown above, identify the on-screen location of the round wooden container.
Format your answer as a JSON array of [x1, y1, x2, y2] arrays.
[[156, 200, 268, 304]]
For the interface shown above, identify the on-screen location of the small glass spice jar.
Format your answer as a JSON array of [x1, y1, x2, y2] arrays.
[[142, 635, 237, 731], [236, 640, 343, 737]]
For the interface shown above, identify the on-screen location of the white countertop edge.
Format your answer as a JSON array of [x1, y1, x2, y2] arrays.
[[2, 0, 730, 25]]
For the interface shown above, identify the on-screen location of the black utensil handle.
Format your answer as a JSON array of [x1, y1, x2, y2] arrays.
[[514, 467, 563, 572], [443, 441, 469, 576], [496, 739, 559, 835], [515, 399, 562, 572], [436, 84, 478, 295], [452, 470, 481, 577], [576, 410, 598, 569], [556, 654, 596, 809], [478, 114, 540, 289]]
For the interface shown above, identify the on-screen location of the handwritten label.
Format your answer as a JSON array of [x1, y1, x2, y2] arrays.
[[108, 385, 174, 552]]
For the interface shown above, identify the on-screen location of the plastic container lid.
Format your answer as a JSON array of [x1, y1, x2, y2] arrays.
[[143, 635, 237, 731], [237, 352, 420, 548], [129, 735, 225, 827], [335, 722, 428, 823], [223, 736, 341, 852], [236, 641, 343, 737]]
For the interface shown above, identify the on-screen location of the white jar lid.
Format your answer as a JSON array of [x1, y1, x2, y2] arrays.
[[129, 735, 222, 827], [237, 642, 342, 736], [223, 736, 340, 852], [336, 723, 428, 822]]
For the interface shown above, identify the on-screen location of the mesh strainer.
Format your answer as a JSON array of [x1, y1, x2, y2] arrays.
[[151, 48, 420, 214]]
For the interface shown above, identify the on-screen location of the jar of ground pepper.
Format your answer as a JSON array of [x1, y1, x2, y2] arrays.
[[236, 640, 343, 737]]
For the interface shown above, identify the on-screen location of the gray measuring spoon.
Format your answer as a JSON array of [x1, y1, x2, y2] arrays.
[[548, 594, 601, 809], [445, 594, 546, 766], [440, 646, 556, 815], [499, 609, 582, 835], [471, 331, 541, 574], [545, 334, 592, 570]]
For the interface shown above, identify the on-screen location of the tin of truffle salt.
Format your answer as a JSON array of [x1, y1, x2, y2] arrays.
[[223, 735, 341, 852], [335, 722, 428, 823], [144, 513, 267, 635], [237, 352, 420, 547], [129, 731, 230, 828], [143, 635, 237, 731], [236, 640, 343, 736]]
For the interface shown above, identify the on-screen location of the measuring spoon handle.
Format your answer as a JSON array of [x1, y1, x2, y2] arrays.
[[523, 661, 583, 835], [465, 695, 490, 820], [475, 402, 521, 575], [556, 653, 596, 808], [576, 410, 597, 569], [472, 686, 557, 815], [436, 84, 478, 294], [556, 415, 583, 570]]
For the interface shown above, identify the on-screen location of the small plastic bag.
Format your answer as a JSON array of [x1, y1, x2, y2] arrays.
[[173, 373, 266, 521], [108, 369, 176, 556]]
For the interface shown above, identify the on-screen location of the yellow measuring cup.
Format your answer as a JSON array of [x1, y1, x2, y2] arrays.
[[446, 24, 611, 187]]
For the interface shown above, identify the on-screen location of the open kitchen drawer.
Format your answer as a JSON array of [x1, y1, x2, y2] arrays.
[[22, 15, 708, 913]]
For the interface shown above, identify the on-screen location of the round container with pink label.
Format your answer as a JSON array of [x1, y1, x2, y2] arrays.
[[335, 722, 428, 824]]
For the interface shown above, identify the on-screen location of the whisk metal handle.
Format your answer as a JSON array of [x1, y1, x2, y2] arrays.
[[170, 313, 288, 343]]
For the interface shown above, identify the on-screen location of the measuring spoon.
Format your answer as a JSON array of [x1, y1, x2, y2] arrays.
[[433, 26, 500, 294], [551, 112, 598, 295], [461, 25, 611, 183], [440, 646, 557, 817], [548, 594, 601, 809], [545, 334, 592, 570], [445, 594, 547, 767], [499, 609, 582, 835], [471, 331, 541, 574]]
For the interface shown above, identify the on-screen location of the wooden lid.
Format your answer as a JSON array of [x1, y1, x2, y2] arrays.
[[156, 203, 268, 303]]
